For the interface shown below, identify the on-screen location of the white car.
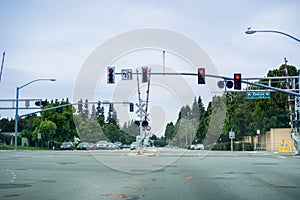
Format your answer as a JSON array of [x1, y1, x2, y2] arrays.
[[194, 144, 204, 150], [130, 142, 137, 150], [96, 140, 109, 149]]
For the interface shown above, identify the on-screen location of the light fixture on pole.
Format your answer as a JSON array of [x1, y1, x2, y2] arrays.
[[14, 78, 56, 151], [245, 27, 300, 43]]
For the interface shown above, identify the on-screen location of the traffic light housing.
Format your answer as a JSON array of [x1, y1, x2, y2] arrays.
[[142, 67, 148, 83], [35, 100, 48, 107], [107, 67, 115, 84], [198, 68, 205, 84], [226, 81, 233, 89], [96, 101, 101, 115], [134, 120, 140, 126], [129, 103, 134, 112], [234, 73, 242, 90], [109, 103, 113, 112], [142, 120, 149, 127]]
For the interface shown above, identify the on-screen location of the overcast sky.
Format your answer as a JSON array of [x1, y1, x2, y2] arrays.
[[1, 0, 300, 133]]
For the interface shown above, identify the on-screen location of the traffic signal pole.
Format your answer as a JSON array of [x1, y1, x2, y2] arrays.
[[116, 71, 300, 97], [116, 69, 300, 155]]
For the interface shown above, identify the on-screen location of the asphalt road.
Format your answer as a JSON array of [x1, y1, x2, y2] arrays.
[[0, 149, 300, 200]]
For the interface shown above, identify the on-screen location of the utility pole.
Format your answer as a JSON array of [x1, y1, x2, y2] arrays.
[[229, 130, 235, 152]]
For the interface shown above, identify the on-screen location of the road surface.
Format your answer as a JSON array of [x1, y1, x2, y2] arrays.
[[0, 149, 299, 200]]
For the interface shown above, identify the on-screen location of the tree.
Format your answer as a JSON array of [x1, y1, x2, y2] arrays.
[[97, 106, 105, 127], [77, 99, 83, 116], [20, 115, 41, 146], [41, 98, 77, 143], [91, 104, 97, 120], [122, 119, 139, 137], [32, 120, 57, 147], [83, 99, 89, 121], [165, 122, 175, 141], [0, 118, 15, 132], [106, 105, 119, 126], [78, 120, 106, 143], [191, 97, 200, 120]]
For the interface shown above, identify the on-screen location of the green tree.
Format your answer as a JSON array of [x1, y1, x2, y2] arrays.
[[165, 122, 175, 141], [97, 106, 105, 127], [106, 105, 119, 126], [20, 115, 42, 146], [78, 119, 106, 143], [91, 104, 97, 120], [32, 119, 57, 147], [41, 98, 77, 142]]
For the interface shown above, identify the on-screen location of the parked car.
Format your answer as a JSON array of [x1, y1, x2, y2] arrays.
[[130, 142, 137, 150], [96, 140, 109, 149], [122, 144, 130, 149], [190, 144, 196, 150], [77, 142, 90, 150], [60, 142, 75, 150], [194, 144, 204, 150], [87, 143, 96, 150], [108, 142, 117, 150], [114, 141, 123, 149]]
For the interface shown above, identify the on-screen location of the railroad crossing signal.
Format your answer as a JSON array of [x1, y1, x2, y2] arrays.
[[142, 67, 148, 83], [134, 120, 140, 126], [107, 67, 115, 84], [234, 73, 242, 90], [142, 120, 149, 127], [198, 68, 205, 84]]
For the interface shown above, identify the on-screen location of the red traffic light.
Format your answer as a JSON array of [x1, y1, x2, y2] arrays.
[[234, 74, 241, 80], [107, 67, 115, 84], [234, 73, 242, 90], [199, 68, 205, 74], [198, 68, 205, 84], [142, 67, 148, 83]]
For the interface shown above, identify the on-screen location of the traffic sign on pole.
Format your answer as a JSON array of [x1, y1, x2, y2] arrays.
[[247, 91, 270, 99], [121, 69, 132, 80]]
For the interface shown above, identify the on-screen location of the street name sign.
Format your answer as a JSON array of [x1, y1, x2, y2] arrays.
[[246, 91, 270, 99]]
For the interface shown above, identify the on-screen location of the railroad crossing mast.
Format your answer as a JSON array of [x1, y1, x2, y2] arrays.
[[135, 67, 151, 151]]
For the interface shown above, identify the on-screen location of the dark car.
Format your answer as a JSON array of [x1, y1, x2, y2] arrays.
[[60, 142, 75, 150], [77, 142, 89, 150]]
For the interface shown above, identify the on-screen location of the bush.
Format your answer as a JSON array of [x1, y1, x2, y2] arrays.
[[243, 143, 254, 151], [212, 142, 254, 151]]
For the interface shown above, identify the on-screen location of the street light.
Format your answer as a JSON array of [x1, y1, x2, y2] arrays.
[[245, 27, 300, 43], [14, 78, 56, 151], [245, 27, 300, 155]]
